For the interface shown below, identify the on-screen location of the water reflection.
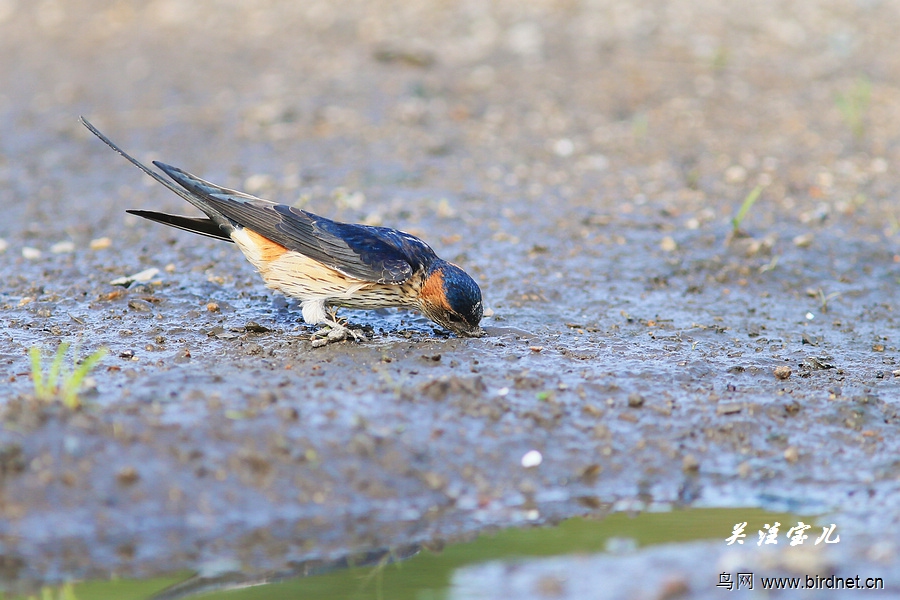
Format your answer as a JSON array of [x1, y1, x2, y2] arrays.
[[21, 508, 804, 600]]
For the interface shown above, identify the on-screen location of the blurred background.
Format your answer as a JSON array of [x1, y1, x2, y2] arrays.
[[3, 0, 899, 239]]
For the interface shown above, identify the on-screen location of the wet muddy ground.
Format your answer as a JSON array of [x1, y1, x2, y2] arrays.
[[2, 0, 900, 595]]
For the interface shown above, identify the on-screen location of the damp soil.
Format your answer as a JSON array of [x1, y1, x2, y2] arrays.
[[2, 0, 900, 595]]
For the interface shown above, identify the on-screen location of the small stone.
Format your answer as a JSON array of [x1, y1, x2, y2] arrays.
[[784, 446, 800, 463], [774, 365, 791, 380], [110, 267, 159, 286], [627, 393, 645, 408], [553, 138, 574, 157], [724, 165, 747, 183], [716, 402, 742, 415], [206, 302, 220, 312], [50, 241, 75, 254], [682, 454, 700, 473], [116, 466, 140, 486], [0, 238, 8, 253], [127, 299, 152, 312], [22, 247, 41, 260], [529, 346, 543, 352], [521, 450, 542, 468], [873, 343, 885, 352], [657, 577, 690, 600], [659, 236, 677, 252], [792, 233, 814, 248], [89, 237, 112, 250]]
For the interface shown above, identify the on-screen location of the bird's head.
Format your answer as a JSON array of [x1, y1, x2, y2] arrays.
[[418, 261, 484, 337]]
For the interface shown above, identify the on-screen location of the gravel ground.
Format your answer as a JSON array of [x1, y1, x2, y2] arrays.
[[1, 0, 900, 594]]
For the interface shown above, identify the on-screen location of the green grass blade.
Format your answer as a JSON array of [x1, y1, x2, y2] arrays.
[[732, 185, 763, 231], [48, 342, 69, 398], [29, 346, 45, 398], [62, 348, 107, 408]]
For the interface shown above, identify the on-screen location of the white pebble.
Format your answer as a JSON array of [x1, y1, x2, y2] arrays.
[[521, 450, 543, 468], [725, 165, 747, 183], [50, 241, 75, 254], [22, 247, 42, 260], [89, 237, 112, 250], [553, 138, 574, 157], [110, 267, 160, 286], [805, 312, 815, 320], [871, 157, 888, 174], [0, 238, 7, 253]]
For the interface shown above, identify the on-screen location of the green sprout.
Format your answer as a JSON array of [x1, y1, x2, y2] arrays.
[[818, 289, 841, 313], [29, 343, 106, 409], [836, 77, 871, 140], [731, 185, 763, 233]]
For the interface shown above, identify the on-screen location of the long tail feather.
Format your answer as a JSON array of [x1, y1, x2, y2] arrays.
[[80, 117, 231, 230], [126, 210, 233, 242]]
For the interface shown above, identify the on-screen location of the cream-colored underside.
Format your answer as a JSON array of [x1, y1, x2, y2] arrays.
[[231, 228, 417, 324]]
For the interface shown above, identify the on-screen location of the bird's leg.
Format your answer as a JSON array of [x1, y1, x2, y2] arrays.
[[310, 307, 367, 345]]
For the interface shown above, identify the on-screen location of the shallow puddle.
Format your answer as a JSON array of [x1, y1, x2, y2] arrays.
[[18, 507, 803, 600]]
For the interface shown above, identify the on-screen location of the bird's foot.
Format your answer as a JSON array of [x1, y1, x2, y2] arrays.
[[310, 318, 367, 347]]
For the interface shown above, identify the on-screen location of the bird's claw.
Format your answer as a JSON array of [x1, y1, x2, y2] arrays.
[[310, 318, 367, 347]]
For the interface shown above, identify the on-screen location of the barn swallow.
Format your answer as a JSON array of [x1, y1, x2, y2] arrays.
[[80, 117, 483, 342]]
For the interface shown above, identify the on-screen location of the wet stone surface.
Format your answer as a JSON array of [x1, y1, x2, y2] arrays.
[[1, 0, 900, 592]]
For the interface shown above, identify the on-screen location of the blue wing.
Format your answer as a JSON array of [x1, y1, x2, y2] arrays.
[[154, 162, 435, 284]]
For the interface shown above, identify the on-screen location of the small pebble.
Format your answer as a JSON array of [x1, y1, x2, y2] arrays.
[[553, 138, 574, 157], [529, 346, 543, 353], [521, 450, 542, 468], [682, 454, 700, 473], [774, 365, 791, 380], [627, 393, 645, 408], [724, 165, 747, 183], [792, 233, 814, 248], [50, 241, 75, 254], [784, 446, 800, 463], [110, 267, 159, 286], [22, 247, 42, 260], [207, 302, 220, 313], [0, 238, 8, 253], [873, 343, 885, 352], [116, 466, 140, 486], [89, 237, 112, 250], [659, 236, 677, 252]]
